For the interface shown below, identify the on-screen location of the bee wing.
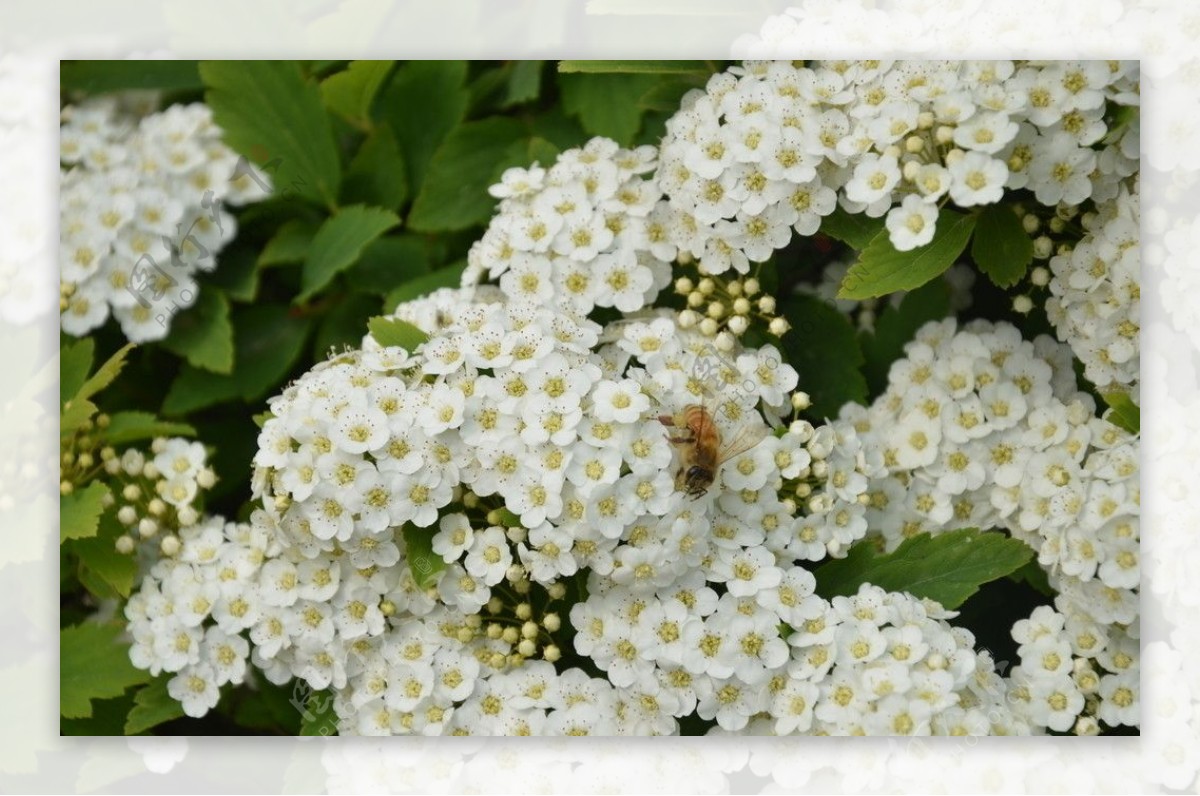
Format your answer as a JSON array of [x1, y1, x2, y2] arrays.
[[717, 422, 769, 465]]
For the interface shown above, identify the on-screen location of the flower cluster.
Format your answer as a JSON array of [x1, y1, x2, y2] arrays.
[[59, 97, 270, 341], [104, 437, 217, 556], [464, 138, 671, 315], [60, 408, 216, 557], [124, 515, 267, 717], [130, 275, 972, 734], [657, 60, 1138, 266], [1046, 178, 1140, 395], [843, 318, 1139, 733]]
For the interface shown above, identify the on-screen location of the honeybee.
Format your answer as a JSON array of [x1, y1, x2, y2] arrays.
[[658, 403, 768, 499]]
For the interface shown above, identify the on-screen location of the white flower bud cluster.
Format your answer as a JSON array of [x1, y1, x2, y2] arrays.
[[847, 318, 1139, 733], [1046, 178, 1140, 396], [102, 437, 214, 555], [59, 97, 271, 342], [464, 138, 672, 315], [656, 60, 1138, 265]]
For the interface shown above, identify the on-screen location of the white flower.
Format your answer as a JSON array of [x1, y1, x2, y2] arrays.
[[884, 194, 938, 251], [947, 151, 1008, 206]]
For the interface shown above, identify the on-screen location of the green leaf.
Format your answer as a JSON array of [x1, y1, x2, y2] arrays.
[[298, 205, 401, 302], [377, 61, 469, 199], [60, 397, 98, 437], [103, 411, 196, 446], [298, 688, 339, 736], [69, 509, 139, 597], [162, 304, 312, 415], [384, 262, 466, 311], [124, 677, 186, 735], [503, 60, 543, 107], [813, 528, 1034, 610], [60, 338, 95, 405], [258, 219, 320, 267], [75, 343, 135, 404], [314, 294, 381, 359], [252, 411, 274, 429], [779, 294, 868, 418], [820, 207, 887, 251], [971, 204, 1033, 288], [1101, 390, 1140, 435], [320, 60, 394, 128], [858, 279, 951, 397], [838, 209, 977, 300], [206, 246, 260, 301], [558, 60, 713, 74], [559, 73, 659, 146], [367, 316, 430, 352], [1008, 559, 1054, 598], [408, 117, 526, 233], [61, 60, 202, 94], [501, 136, 560, 171], [161, 289, 234, 374], [200, 60, 341, 207], [342, 124, 408, 211], [402, 523, 445, 589], [60, 482, 110, 543], [61, 692, 136, 735], [347, 235, 430, 295], [60, 622, 152, 719], [230, 679, 302, 734]]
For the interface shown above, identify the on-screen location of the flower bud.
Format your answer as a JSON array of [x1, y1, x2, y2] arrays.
[[768, 317, 791, 336], [147, 498, 166, 517], [732, 297, 751, 315], [117, 505, 138, 526], [699, 318, 719, 337], [727, 316, 749, 336], [743, 278, 760, 296], [706, 301, 726, 320], [544, 644, 562, 663], [547, 582, 567, 600], [501, 626, 520, 644], [1030, 266, 1050, 287], [791, 392, 811, 411], [115, 535, 136, 555], [521, 620, 539, 640], [904, 136, 924, 154], [517, 639, 537, 657], [1012, 295, 1033, 314], [1022, 213, 1040, 234], [197, 468, 216, 489], [715, 331, 736, 352], [138, 518, 158, 539], [678, 309, 699, 328], [543, 613, 561, 632], [160, 534, 181, 556], [123, 484, 141, 501], [697, 278, 715, 296], [675, 276, 694, 294], [758, 295, 776, 314], [687, 291, 705, 308], [1033, 236, 1053, 259], [515, 602, 532, 620]]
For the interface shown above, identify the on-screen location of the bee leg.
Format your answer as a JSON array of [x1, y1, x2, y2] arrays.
[[657, 414, 677, 427], [667, 435, 693, 444]]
